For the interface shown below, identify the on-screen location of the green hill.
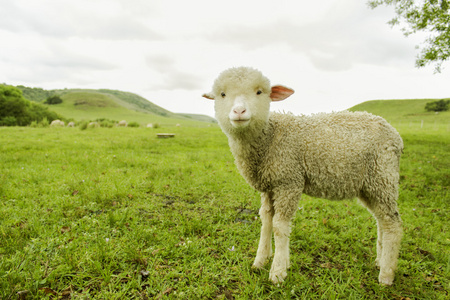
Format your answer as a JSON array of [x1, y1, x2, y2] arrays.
[[15, 86, 216, 126], [348, 99, 450, 132]]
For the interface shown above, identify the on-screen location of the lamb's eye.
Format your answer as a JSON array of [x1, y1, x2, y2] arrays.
[[256, 90, 262, 95], [221, 92, 226, 98]]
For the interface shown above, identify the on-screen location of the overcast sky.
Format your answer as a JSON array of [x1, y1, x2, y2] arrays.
[[1, 0, 449, 117]]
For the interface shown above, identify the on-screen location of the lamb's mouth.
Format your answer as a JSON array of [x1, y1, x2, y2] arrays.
[[230, 118, 250, 126]]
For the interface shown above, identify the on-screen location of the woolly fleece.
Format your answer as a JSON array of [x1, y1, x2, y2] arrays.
[[204, 67, 403, 286]]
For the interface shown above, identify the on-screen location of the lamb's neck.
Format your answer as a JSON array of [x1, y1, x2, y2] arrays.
[[227, 123, 273, 159]]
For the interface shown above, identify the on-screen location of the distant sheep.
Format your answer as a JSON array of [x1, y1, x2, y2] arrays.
[[67, 122, 75, 127], [203, 67, 403, 285], [87, 122, 100, 128], [50, 120, 65, 127], [118, 120, 128, 127]]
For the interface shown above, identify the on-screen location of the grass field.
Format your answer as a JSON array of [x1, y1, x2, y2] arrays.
[[349, 99, 450, 132], [0, 115, 449, 299]]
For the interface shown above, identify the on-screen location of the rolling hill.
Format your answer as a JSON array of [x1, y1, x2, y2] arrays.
[[348, 98, 449, 131], [15, 85, 216, 126]]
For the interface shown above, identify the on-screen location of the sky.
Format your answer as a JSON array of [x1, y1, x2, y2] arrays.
[[1, 0, 449, 118]]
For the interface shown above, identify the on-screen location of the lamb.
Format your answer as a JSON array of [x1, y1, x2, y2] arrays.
[[50, 119, 65, 127], [118, 120, 128, 127], [87, 121, 100, 128], [202, 67, 403, 285]]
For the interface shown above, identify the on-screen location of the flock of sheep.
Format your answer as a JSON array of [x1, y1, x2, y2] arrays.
[[203, 67, 403, 286], [50, 119, 129, 128], [49, 120, 166, 128]]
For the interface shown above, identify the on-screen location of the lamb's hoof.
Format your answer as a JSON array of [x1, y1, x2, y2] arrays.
[[269, 270, 287, 284], [252, 256, 269, 269], [252, 262, 263, 270], [378, 271, 394, 286]]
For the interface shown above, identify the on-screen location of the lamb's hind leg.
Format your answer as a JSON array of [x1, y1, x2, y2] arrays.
[[361, 197, 402, 285], [252, 192, 274, 269], [376, 208, 402, 285]]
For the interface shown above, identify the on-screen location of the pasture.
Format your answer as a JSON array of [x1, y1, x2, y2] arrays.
[[0, 124, 448, 299], [29, 89, 216, 127]]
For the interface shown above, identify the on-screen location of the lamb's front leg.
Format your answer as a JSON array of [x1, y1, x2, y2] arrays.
[[252, 192, 274, 269], [267, 188, 300, 284], [269, 214, 291, 284]]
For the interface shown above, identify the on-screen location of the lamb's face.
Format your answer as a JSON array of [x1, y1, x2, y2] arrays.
[[203, 68, 271, 132], [203, 67, 294, 134], [215, 80, 272, 131]]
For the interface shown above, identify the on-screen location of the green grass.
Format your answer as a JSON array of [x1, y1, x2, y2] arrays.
[[349, 99, 450, 132], [0, 123, 448, 299], [64, 92, 121, 108]]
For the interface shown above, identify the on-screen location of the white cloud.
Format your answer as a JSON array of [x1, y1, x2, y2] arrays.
[[203, 3, 414, 72], [145, 54, 203, 90], [146, 54, 175, 73], [0, 0, 161, 40]]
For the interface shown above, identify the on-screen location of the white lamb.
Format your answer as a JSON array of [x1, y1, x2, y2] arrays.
[[87, 121, 100, 128], [203, 67, 403, 285], [118, 120, 128, 127], [50, 119, 65, 127]]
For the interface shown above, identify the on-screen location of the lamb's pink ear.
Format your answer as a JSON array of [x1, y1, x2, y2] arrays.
[[202, 93, 214, 100], [270, 85, 294, 101]]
